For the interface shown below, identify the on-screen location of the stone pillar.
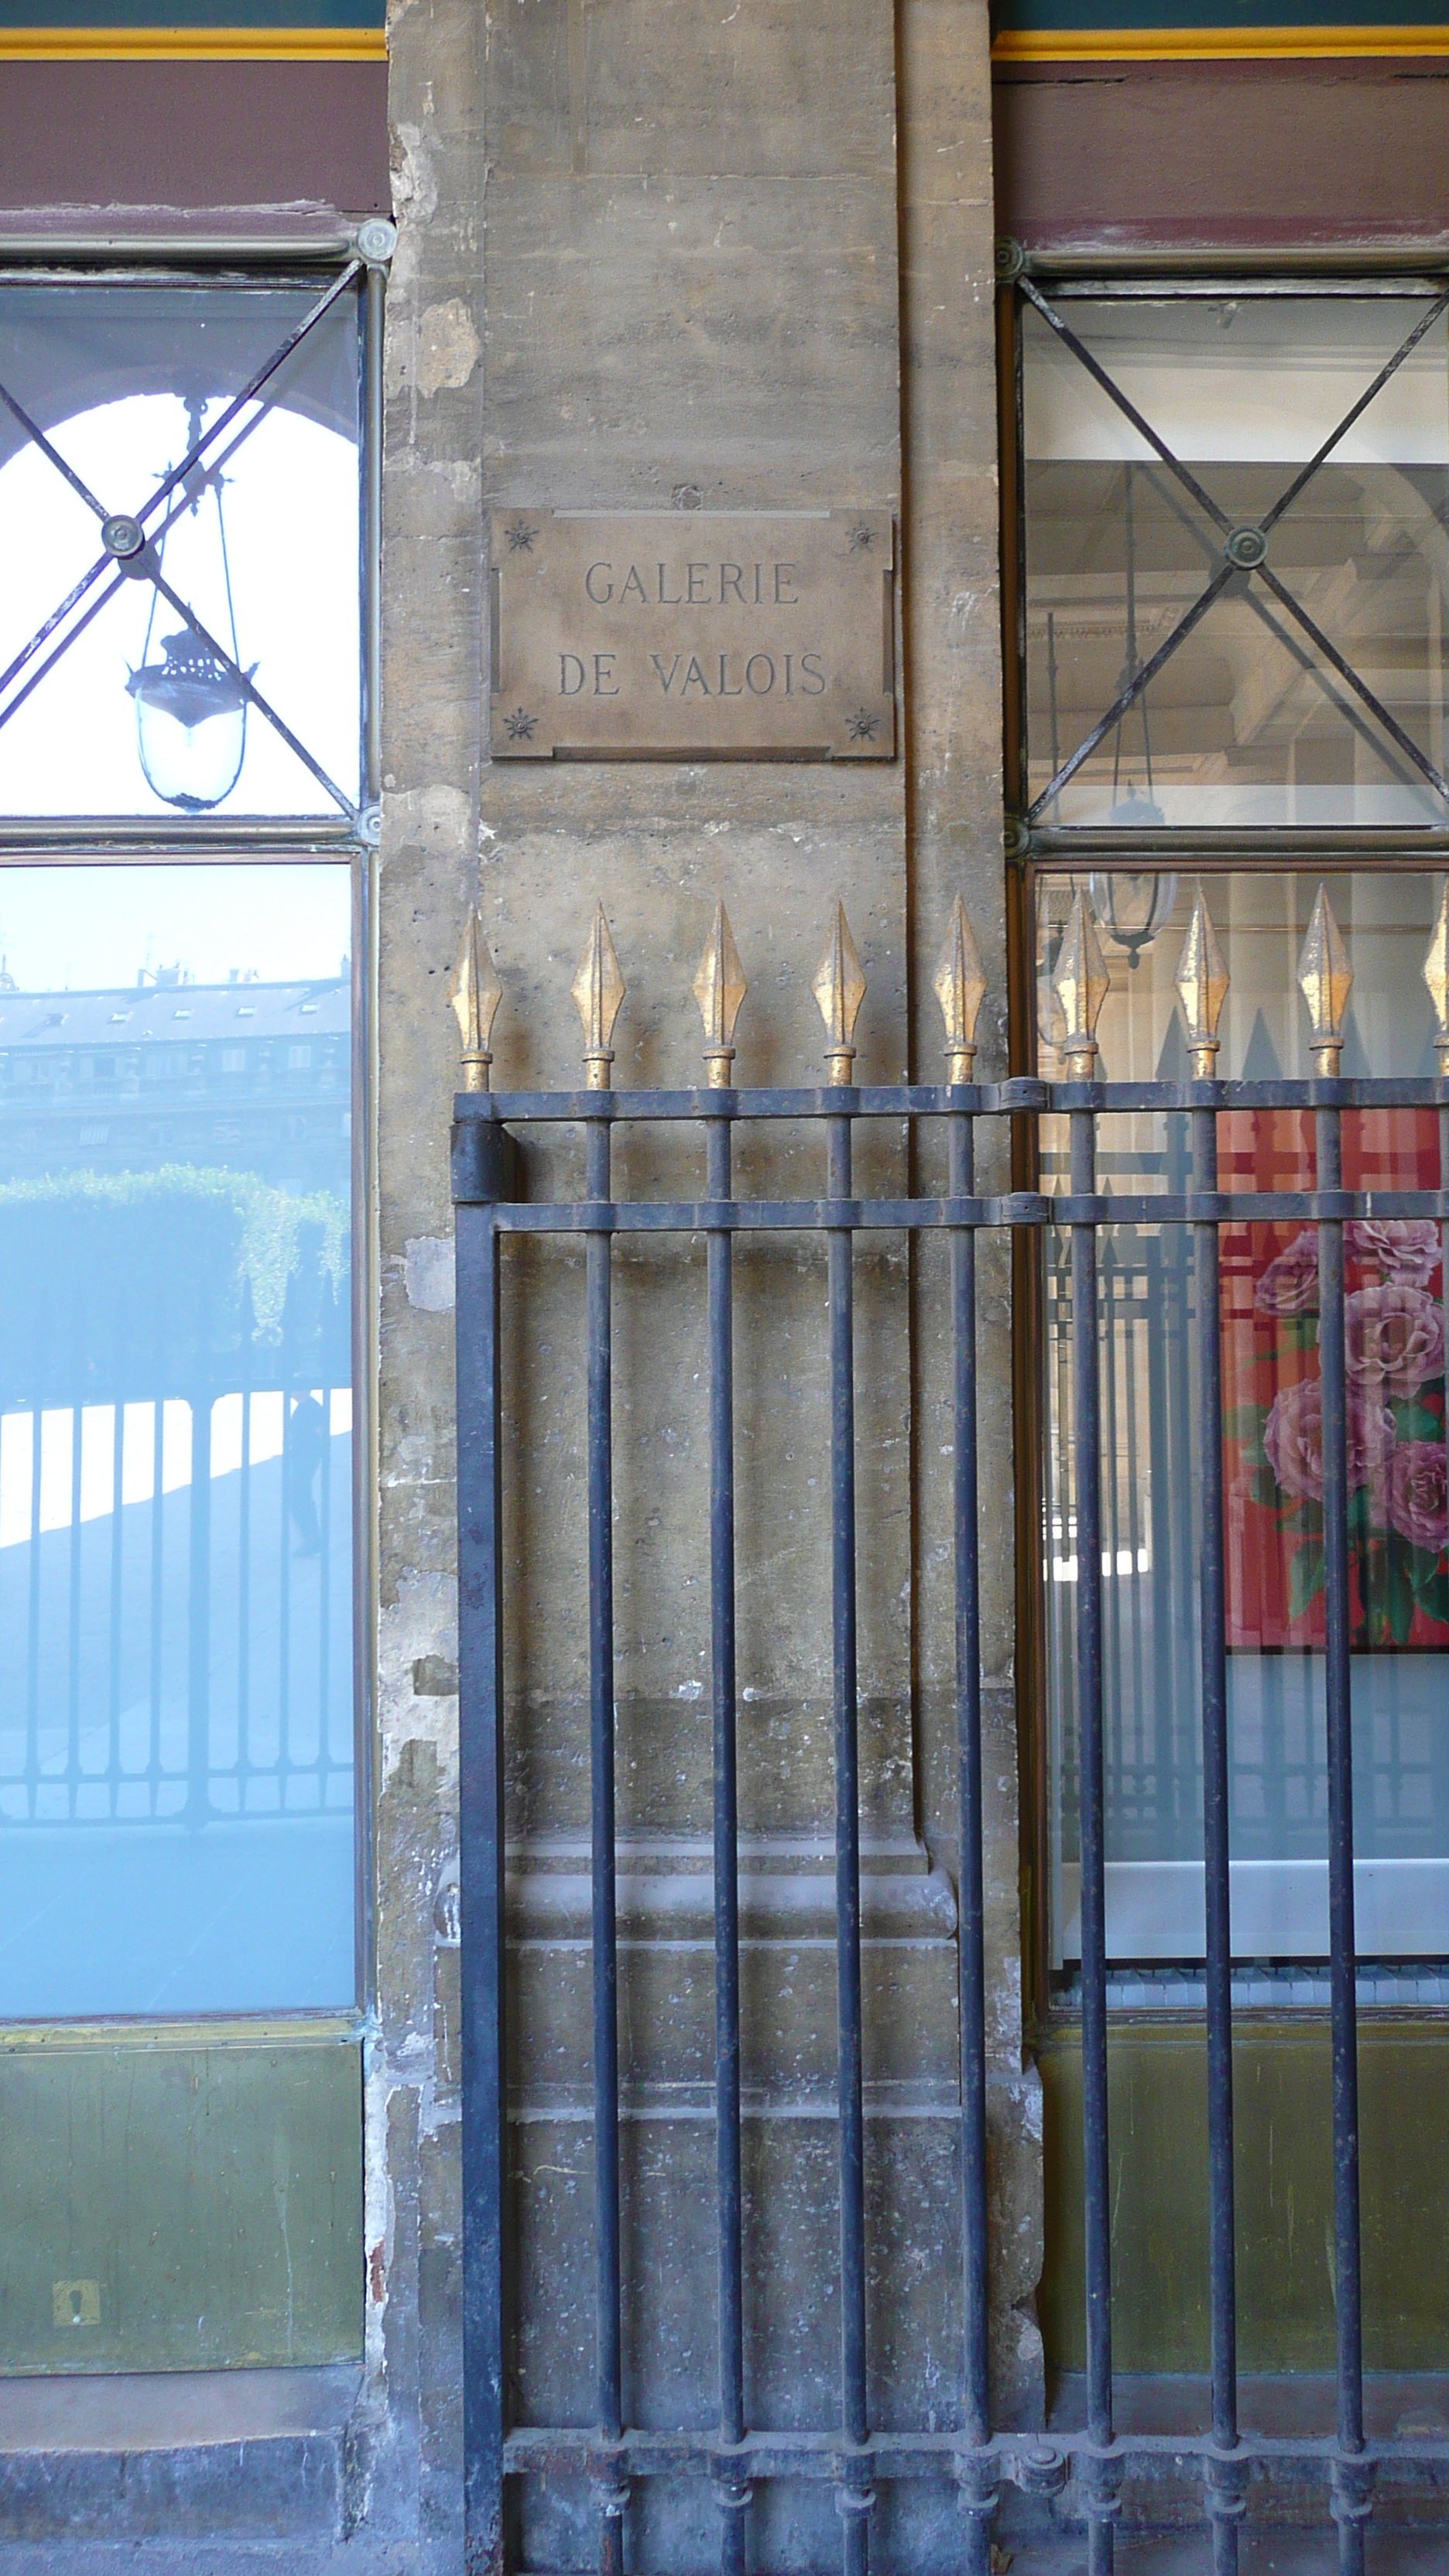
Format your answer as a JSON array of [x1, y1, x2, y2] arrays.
[[372, 0, 1040, 2554]]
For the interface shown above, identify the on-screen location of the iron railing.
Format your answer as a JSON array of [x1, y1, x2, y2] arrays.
[[453, 884, 1449, 2574]]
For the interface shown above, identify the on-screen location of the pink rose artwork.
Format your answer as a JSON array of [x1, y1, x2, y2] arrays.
[[1341, 1283, 1445, 1399], [1252, 1228, 1319, 1317], [1389, 1443, 1449, 1553], [1222, 1105, 1449, 1651], [1347, 1220, 1440, 1287], [1262, 1378, 1396, 1506]]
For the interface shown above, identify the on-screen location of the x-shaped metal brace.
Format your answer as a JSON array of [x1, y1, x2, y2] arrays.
[[0, 262, 362, 821], [1022, 279, 1449, 826]]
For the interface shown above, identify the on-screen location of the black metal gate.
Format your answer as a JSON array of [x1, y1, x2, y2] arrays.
[[452, 886, 1449, 2574]]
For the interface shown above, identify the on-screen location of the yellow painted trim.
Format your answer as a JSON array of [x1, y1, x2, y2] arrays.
[[0, 24, 384, 57], [993, 22, 1449, 57], [0, 2013, 365, 2050]]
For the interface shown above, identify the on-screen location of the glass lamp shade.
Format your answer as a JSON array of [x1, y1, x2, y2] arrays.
[[126, 632, 252, 813], [1088, 867, 1179, 969]]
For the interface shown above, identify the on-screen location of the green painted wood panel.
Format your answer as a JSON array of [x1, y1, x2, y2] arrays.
[[0, 2035, 362, 2372], [1041, 2023, 1449, 2374]]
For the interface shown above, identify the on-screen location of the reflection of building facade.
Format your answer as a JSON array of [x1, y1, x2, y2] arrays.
[[0, 974, 349, 1190]]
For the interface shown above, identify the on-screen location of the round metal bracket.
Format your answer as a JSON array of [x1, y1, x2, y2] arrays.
[[355, 218, 398, 268], [1224, 524, 1267, 570], [995, 235, 1027, 286], [358, 803, 382, 848], [1013, 2444, 1067, 2499], [1003, 813, 1032, 863], [101, 513, 145, 560]]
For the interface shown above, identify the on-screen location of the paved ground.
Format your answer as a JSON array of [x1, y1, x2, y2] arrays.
[[2, 2536, 1449, 2574]]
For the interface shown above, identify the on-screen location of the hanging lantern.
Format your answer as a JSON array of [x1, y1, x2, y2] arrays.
[[1088, 870, 1180, 969], [127, 632, 250, 812], [125, 397, 254, 814]]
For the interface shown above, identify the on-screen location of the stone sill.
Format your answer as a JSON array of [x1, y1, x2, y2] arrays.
[[0, 2365, 360, 2543]]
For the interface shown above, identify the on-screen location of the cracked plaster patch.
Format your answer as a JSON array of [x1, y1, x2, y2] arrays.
[[404, 1235, 455, 1312], [385, 782, 472, 852], [379, 1571, 459, 1788], [416, 297, 481, 397]]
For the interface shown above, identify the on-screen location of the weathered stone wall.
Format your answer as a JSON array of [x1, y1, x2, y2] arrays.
[[368, 0, 1035, 2560]]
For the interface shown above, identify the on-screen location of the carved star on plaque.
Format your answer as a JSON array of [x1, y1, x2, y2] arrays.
[[846, 707, 880, 742], [848, 522, 874, 551], [505, 707, 538, 741], [505, 521, 540, 552]]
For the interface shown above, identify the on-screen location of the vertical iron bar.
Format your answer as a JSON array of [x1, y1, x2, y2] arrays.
[[187, 1392, 212, 1824], [108, 1400, 125, 1821], [1070, 1096, 1115, 2574], [26, 1405, 41, 1818], [586, 1110, 625, 2576], [708, 1108, 748, 2576], [454, 1116, 514, 2567], [238, 1386, 252, 1809], [953, 1100, 995, 2576], [149, 1396, 164, 1809], [1196, 1095, 1242, 2568], [828, 1105, 871, 2576], [318, 1379, 334, 1803], [279, 1389, 293, 1780], [67, 1402, 83, 1817], [1317, 1094, 1367, 2573], [457, 1145, 508, 2576]]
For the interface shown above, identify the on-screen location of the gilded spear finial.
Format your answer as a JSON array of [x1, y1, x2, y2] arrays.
[[572, 902, 627, 1090], [1173, 886, 1229, 1079], [693, 901, 748, 1088], [1297, 883, 1352, 1075], [812, 902, 867, 1084], [933, 894, 988, 1084], [449, 908, 503, 1092], [1051, 888, 1109, 1074], [1423, 881, 1449, 1077]]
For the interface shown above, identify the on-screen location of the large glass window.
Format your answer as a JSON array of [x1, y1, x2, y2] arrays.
[[1036, 869, 1449, 1986], [1017, 271, 1449, 1997], [1023, 287, 1449, 829], [0, 276, 363, 821], [0, 862, 356, 2016]]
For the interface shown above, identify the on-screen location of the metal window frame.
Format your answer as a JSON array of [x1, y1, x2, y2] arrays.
[[1002, 255, 1449, 868], [0, 231, 385, 853], [0, 229, 386, 2032]]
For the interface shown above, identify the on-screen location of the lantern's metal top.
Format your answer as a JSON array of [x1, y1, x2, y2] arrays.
[[450, 909, 503, 1093], [812, 903, 867, 1085], [694, 902, 748, 1088], [933, 895, 988, 1084], [1051, 888, 1109, 1073], [1297, 883, 1352, 1074], [573, 903, 627, 1090], [1423, 882, 1449, 1077], [1173, 887, 1229, 1080]]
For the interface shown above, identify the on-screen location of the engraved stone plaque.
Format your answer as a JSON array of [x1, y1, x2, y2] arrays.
[[490, 509, 895, 759]]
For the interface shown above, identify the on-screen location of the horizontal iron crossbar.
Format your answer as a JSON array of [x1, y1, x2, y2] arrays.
[[501, 2424, 1449, 2482], [487, 1189, 1449, 1231], [456, 1076, 1449, 1121]]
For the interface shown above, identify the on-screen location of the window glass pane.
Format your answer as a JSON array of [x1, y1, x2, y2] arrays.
[[0, 862, 355, 2016], [1037, 870, 1449, 1984], [0, 283, 361, 818], [1024, 295, 1449, 827]]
